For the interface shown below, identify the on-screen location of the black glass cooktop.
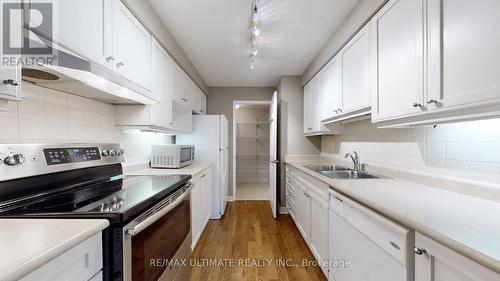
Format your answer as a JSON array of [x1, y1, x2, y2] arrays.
[[0, 174, 191, 222]]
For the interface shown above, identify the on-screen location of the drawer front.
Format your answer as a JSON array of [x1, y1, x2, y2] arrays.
[[21, 232, 103, 281]]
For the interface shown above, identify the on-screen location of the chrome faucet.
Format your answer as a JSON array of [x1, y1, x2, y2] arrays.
[[344, 151, 361, 172]]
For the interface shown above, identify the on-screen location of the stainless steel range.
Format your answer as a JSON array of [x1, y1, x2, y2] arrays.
[[0, 143, 192, 281]]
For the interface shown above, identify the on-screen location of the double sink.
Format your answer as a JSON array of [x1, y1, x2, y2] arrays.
[[304, 165, 378, 179]]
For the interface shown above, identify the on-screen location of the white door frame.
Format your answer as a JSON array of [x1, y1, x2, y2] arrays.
[[232, 100, 272, 201]]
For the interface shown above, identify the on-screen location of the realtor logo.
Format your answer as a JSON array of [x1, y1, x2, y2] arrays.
[[1, 0, 56, 67]]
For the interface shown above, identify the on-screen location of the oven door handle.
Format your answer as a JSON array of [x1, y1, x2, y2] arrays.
[[126, 182, 193, 236]]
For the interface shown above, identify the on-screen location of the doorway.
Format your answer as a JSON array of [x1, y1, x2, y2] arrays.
[[233, 101, 271, 201]]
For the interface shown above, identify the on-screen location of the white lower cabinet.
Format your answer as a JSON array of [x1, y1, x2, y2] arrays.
[[20, 232, 103, 281], [309, 191, 329, 276], [296, 183, 311, 241], [286, 165, 329, 277], [415, 232, 500, 281], [191, 166, 213, 250]]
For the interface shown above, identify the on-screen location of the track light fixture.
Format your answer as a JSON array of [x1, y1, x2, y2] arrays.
[[249, 1, 260, 69]]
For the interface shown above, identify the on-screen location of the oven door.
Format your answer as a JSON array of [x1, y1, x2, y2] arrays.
[[123, 182, 192, 281]]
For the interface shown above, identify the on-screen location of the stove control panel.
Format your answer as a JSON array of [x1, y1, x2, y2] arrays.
[[44, 147, 101, 165], [0, 143, 125, 181]]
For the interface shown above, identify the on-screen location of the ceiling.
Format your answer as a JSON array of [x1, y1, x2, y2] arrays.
[[148, 0, 359, 87]]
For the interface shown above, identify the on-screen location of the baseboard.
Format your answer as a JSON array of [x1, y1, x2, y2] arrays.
[[227, 196, 235, 202], [279, 206, 289, 214]]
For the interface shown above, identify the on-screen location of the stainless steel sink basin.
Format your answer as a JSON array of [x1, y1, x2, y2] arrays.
[[319, 170, 378, 179], [304, 165, 352, 172]]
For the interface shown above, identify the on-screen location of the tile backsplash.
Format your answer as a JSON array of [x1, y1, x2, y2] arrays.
[[0, 83, 171, 164], [321, 118, 500, 182], [0, 83, 121, 143]]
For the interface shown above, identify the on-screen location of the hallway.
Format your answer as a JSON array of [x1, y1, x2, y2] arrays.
[[191, 201, 326, 281]]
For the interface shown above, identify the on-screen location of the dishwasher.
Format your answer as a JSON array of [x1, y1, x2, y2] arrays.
[[329, 191, 414, 281]]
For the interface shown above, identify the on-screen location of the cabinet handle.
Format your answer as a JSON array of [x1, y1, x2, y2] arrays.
[[307, 128, 312, 131], [201, 174, 206, 178], [105, 56, 115, 63], [2, 79, 19, 86], [412, 103, 422, 108], [427, 99, 442, 106], [116, 62, 125, 68], [337, 108, 342, 113], [182, 98, 188, 102], [414, 247, 427, 255], [200, 109, 204, 113], [333, 109, 338, 113]]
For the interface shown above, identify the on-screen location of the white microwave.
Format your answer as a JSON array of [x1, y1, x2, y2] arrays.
[[150, 144, 195, 168]]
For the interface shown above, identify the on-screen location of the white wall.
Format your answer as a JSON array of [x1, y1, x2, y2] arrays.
[[277, 76, 321, 207], [0, 83, 171, 164], [321, 119, 500, 184], [302, 0, 387, 85]]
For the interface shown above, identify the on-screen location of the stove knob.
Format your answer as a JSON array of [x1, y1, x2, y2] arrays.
[[4, 154, 24, 166], [109, 150, 117, 156], [116, 149, 125, 156], [101, 149, 110, 157], [4, 155, 17, 166]]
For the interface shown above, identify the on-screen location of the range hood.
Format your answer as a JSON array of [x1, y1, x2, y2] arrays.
[[21, 40, 158, 105]]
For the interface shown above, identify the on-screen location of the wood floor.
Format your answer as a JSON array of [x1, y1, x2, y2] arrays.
[[191, 201, 327, 281]]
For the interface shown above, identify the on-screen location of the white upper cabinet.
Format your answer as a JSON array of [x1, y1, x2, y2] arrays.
[[149, 38, 173, 128], [341, 24, 371, 113], [36, 0, 113, 69], [192, 86, 207, 115], [322, 55, 343, 121], [112, 0, 151, 90], [172, 63, 192, 108], [0, 64, 21, 102], [303, 75, 329, 135], [371, 0, 425, 122], [415, 232, 500, 281], [427, 0, 500, 112], [372, 0, 500, 126], [303, 82, 313, 134]]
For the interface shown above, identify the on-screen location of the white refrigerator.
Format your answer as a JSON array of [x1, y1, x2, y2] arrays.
[[178, 115, 229, 219]]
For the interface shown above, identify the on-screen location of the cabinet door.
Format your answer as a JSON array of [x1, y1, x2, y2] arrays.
[[296, 184, 311, 242], [312, 74, 327, 132], [0, 6, 22, 101], [322, 55, 342, 120], [415, 233, 500, 281], [200, 90, 207, 115], [303, 83, 313, 134], [150, 39, 173, 129], [427, 0, 500, 111], [183, 75, 194, 109], [309, 193, 329, 276], [371, 0, 425, 121], [200, 168, 212, 225], [172, 63, 191, 108], [112, 0, 151, 90], [0, 65, 21, 101], [37, 0, 112, 68], [190, 174, 201, 249], [341, 24, 371, 112]]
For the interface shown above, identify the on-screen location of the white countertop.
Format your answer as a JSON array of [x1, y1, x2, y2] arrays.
[[0, 219, 109, 281], [125, 162, 212, 176], [286, 160, 500, 274]]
